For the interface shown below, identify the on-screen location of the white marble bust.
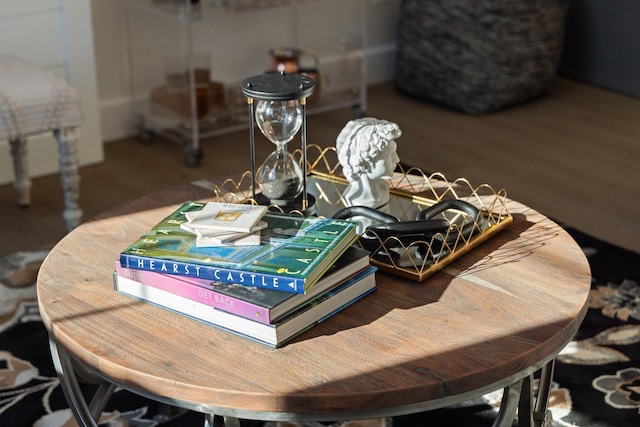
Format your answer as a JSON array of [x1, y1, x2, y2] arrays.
[[336, 117, 401, 208]]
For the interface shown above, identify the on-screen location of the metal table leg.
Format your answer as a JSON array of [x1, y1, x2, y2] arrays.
[[491, 359, 556, 427], [48, 334, 116, 427], [205, 413, 241, 427], [533, 360, 555, 427], [517, 360, 556, 427], [492, 379, 523, 427]]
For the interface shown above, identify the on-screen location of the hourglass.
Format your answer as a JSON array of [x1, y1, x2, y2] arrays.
[[241, 72, 315, 213]]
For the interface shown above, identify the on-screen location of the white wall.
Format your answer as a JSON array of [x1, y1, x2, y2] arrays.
[[0, 0, 104, 185], [92, 0, 401, 142]]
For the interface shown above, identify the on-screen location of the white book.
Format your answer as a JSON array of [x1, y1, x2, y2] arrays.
[[185, 202, 268, 233], [184, 220, 267, 244], [196, 230, 262, 247]]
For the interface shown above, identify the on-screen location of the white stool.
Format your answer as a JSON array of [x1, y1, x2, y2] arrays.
[[0, 55, 83, 231]]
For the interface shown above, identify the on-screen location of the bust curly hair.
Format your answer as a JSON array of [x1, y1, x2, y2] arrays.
[[336, 118, 401, 181]]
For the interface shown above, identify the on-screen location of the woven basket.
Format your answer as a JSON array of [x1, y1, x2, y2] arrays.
[[395, 0, 569, 114]]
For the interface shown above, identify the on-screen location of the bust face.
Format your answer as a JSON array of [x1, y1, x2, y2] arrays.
[[366, 140, 399, 181]]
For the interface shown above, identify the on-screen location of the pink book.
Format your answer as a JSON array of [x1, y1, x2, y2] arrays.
[[116, 261, 270, 323]]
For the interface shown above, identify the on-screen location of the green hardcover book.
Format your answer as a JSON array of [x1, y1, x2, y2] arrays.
[[119, 201, 359, 294]]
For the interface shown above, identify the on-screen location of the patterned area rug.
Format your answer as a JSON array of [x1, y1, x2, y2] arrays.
[[1, 227, 639, 426]]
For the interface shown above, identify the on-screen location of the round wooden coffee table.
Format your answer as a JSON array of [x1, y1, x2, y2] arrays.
[[37, 183, 591, 427]]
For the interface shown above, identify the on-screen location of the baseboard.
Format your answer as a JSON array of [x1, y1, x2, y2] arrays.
[[99, 97, 137, 144]]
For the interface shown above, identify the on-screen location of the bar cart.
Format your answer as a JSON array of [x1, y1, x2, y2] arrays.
[[124, 0, 368, 166]]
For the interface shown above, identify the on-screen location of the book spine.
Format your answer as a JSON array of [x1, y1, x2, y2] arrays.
[[115, 264, 274, 324], [119, 253, 305, 294]]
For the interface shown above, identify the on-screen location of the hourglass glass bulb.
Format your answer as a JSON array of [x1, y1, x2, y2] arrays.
[[255, 99, 302, 146], [256, 148, 303, 206]]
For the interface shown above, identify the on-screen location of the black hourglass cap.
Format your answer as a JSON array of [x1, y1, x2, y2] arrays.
[[241, 72, 315, 101]]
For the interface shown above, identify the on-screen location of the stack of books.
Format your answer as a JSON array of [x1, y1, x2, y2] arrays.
[[114, 201, 376, 347]]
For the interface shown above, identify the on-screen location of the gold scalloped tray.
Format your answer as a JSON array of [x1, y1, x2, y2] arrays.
[[210, 145, 512, 282]]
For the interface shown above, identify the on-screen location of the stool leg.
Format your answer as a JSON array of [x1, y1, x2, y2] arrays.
[[54, 127, 83, 231], [9, 138, 32, 207]]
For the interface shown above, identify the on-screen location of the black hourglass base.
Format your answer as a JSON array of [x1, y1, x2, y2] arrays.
[[255, 193, 317, 216]]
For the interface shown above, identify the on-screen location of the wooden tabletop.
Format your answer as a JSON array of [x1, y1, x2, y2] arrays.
[[37, 183, 591, 421]]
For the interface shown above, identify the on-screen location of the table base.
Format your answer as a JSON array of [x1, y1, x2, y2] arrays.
[[49, 334, 554, 427]]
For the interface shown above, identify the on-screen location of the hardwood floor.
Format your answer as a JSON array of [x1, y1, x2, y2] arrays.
[[0, 78, 638, 256]]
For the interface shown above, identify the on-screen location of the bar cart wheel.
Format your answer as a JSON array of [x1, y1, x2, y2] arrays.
[[138, 125, 155, 145], [184, 146, 203, 167]]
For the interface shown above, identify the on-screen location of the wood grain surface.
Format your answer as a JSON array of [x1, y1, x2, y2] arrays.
[[37, 183, 591, 421]]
